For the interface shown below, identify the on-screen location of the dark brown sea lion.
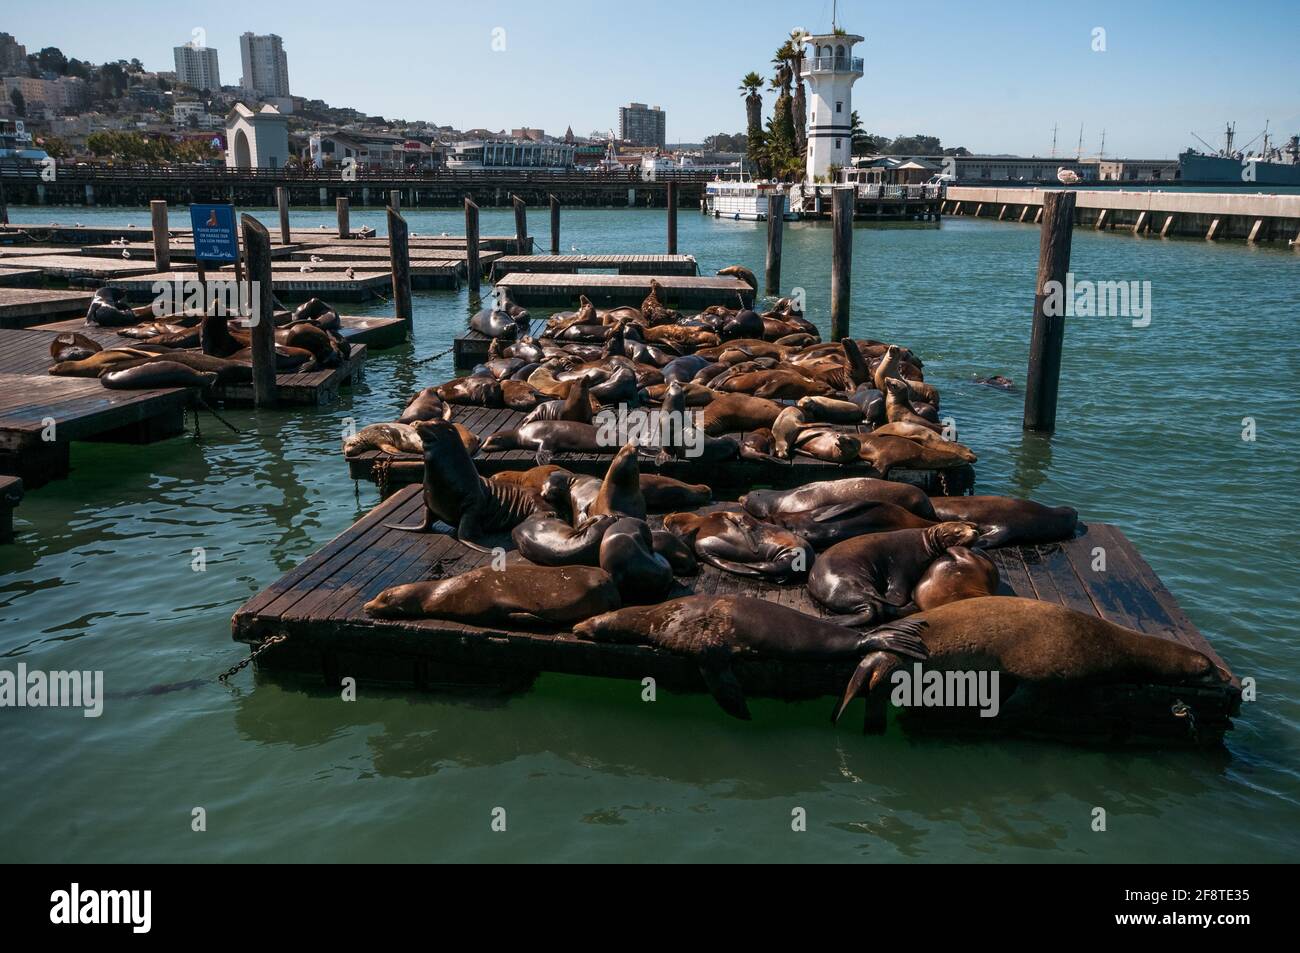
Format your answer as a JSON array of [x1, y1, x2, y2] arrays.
[[718, 369, 833, 400], [639, 474, 710, 511], [481, 420, 612, 465], [834, 596, 1230, 724], [663, 510, 814, 583], [651, 530, 698, 575], [512, 513, 618, 567], [436, 375, 504, 407], [882, 378, 942, 432], [858, 433, 968, 477], [912, 546, 999, 610], [743, 477, 938, 522], [808, 522, 981, 624], [540, 471, 602, 522], [142, 350, 252, 384], [716, 265, 758, 291], [84, 288, 141, 327], [599, 518, 675, 603], [490, 464, 567, 494], [589, 444, 647, 520], [99, 361, 217, 390], [50, 332, 102, 363], [383, 420, 547, 552], [397, 387, 451, 424], [364, 564, 620, 626], [848, 384, 885, 423], [872, 422, 977, 463], [773, 499, 936, 549], [574, 595, 928, 720], [929, 496, 1080, 548]]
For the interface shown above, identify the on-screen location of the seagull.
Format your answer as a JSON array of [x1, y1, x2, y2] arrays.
[[310, 255, 323, 262], [440, 231, 449, 237], [300, 265, 313, 273], [319, 224, 328, 230], [346, 267, 355, 279], [75, 222, 84, 227], [122, 249, 131, 259], [570, 244, 580, 253]]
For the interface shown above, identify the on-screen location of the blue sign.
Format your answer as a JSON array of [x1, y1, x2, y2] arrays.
[[189, 204, 239, 262]]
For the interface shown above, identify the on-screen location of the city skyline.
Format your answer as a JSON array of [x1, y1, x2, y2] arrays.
[[5, 0, 1299, 157]]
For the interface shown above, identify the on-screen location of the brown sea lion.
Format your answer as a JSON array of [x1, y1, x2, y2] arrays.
[[599, 517, 675, 603], [512, 513, 619, 567], [490, 464, 568, 494], [797, 395, 865, 424], [639, 474, 711, 511], [743, 477, 938, 522], [540, 471, 603, 523], [436, 375, 504, 407], [718, 369, 833, 400], [858, 433, 969, 477], [520, 376, 593, 424], [48, 348, 157, 377], [99, 361, 217, 390], [773, 499, 936, 549], [642, 325, 720, 350], [500, 379, 542, 411], [929, 496, 1080, 548], [834, 596, 1229, 724], [808, 522, 981, 624], [882, 378, 942, 432], [383, 420, 548, 552], [871, 421, 977, 463], [481, 420, 612, 465], [716, 265, 758, 291], [663, 510, 814, 582], [574, 595, 928, 720], [701, 392, 783, 435], [397, 387, 451, 424], [651, 529, 698, 575], [589, 444, 647, 520], [792, 428, 862, 465], [912, 546, 1000, 610], [364, 564, 620, 626]]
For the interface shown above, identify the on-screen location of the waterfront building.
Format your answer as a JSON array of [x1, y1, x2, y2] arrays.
[[801, 31, 863, 182], [618, 103, 666, 148], [174, 42, 221, 92], [309, 131, 438, 170], [240, 33, 291, 101], [225, 102, 289, 169], [446, 139, 575, 170]]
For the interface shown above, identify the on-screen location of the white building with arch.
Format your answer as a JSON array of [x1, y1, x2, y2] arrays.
[[224, 103, 289, 170]]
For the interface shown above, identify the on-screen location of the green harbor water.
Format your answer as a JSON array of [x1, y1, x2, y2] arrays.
[[1, 205, 1297, 862]]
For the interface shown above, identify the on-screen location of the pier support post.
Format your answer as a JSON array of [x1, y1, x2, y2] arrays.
[[1019, 205, 1030, 223], [1160, 214, 1175, 237], [389, 189, 401, 212], [387, 207, 413, 338], [0, 174, 8, 225], [1247, 218, 1264, 243], [549, 194, 560, 255], [464, 198, 481, 299], [1095, 209, 1108, 230], [1023, 190, 1076, 434], [666, 181, 678, 254], [276, 187, 291, 244], [765, 193, 784, 296], [336, 197, 350, 238], [830, 187, 854, 341], [511, 194, 528, 255], [319, 187, 327, 207], [1133, 210, 1148, 235], [150, 200, 170, 271], [1206, 218, 1221, 241], [241, 214, 278, 408]]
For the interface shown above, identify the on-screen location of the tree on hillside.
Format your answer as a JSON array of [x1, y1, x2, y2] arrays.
[[36, 47, 69, 75], [9, 90, 25, 118]]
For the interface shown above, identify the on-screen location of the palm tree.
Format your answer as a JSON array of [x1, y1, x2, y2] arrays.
[[738, 72, 764, 142], [787, 30, 808, 156]]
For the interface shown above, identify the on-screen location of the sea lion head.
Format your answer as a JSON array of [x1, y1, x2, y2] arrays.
[[363, 582, 429, 619], [661, 512, 703, 544], [932, 521, 982, 552], [540, 471, 576, 515], [883, 377, 911, 399], [410, 419, 465, 455]]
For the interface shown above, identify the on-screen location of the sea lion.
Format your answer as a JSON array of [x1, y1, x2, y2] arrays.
[[364, 564, 620, 626], [664, 509, 814, 582], [871, 421, 977, 463], [48, 347, 157, 377], [639, 474, 711, 511], [520, 376, 593, 424], [490, 464, 567, 494], [50, 332, 102, 363], [343, 422, 425, 456], [599, 517, 676, 603], [397, 387, 451, 424], [512, 513, 618, 567], [436, 375, 504, 407], [662, 354, 713, 383], [858, 433, 969, 477], [589, 444, 647, 520], [974, 375, 1015, 391], [540, 471, 603, 523], [743, 477, 938, 522], [833, 596, 1229, 724], [808, 522, 981, 624], [574, 595, 928, 720], [716, 265, 758, 291], [912, 546, 1000, 610], [99, 361, 217, 390], [929, 495, 1080, 548], [383, 420, 547, 551], [718, 369, 833, 400], [500, 379, 542, 411], [651, 530, 698, 575], [797, 395, 865, 424], [793, 428, 862, 465], [701, 392, 783, 435], [773, 499, 936, 549], [84, 287, 140, 327], [469, 308, 525, 339], [721, 309, 765, 340], [882, 378, 942, 432], [481, 420, 612, 465], [847, 384, 885, 423]]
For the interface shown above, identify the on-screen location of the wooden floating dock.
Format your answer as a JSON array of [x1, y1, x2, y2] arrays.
[[0, 475, 21, 543], [32, 313, 407, 351], [344, 405, 976, 497], [232, 485, 1239, 746], [104, 270, 394, 302], [0, 289, 95, 330], [488, 254, 698, 280], [0, 254, 160, 282], [493, 273, 754, 308], [211, 344, 367, 407], [78, 241, 302, 262], [0, 266, 46, 288], [452, 318, 547, 370]]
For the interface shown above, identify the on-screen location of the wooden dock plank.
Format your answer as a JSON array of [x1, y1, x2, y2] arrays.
[[494, 273, 753, 308], [0, 289, 95, 329], [489, 254, 697, 280]]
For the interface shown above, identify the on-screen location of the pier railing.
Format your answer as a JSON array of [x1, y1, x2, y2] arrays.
[[804, 55, 864, 74], [854, 184, 946, 200]]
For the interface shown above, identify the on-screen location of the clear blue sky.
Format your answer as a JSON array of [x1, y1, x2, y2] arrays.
[[8, 0, 1299, 157]]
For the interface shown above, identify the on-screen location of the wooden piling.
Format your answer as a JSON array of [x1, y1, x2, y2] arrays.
[[240, 214, 278, 408], [511, 194, 528, 255], [666, 181, 678, 254], [276, 187, 290, 244], [549, 194, 560, 255], [765, 193, 784, 296], [389, 189, 401, 212], [0, 174, 8, 225], [149, 200, 170, 272], [1022, 190, 1076, 433], [830, 187, 854, 341], [464, 198, 481, 297], [387, 207, 413, 338], [336, 197, 350, 238]]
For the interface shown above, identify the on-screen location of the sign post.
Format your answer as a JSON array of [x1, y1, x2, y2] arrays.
[[189, 203, 240, 315]]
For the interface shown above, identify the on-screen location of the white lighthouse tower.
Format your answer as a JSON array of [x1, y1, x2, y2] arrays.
[[801, 28, 864, 183]]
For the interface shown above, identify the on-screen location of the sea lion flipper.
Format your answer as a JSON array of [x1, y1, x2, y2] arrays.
[[384, 507, 435, 533], [808, 500, 883, 523], [705, 555, 767, 579], [833, 651, 900, 724], [698, 660, 751, 721], [858, 618, 930, 661]]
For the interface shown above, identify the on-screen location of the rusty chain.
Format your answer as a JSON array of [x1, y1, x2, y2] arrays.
[[217, 634, 289, 683]]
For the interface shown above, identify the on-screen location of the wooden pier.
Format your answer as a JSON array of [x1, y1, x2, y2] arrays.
[[0, 289, 95, 329], [0, 253, 160, 282], [452, 318, 547, 370], [494, 273, 753, 308], [0, 266, 46, 288], [231, 485, 1239, 746], [0, 475, 21, 543], [488, 254, 698, 280], [344, 405, 976, 497], [104, 269, 395, 302]]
